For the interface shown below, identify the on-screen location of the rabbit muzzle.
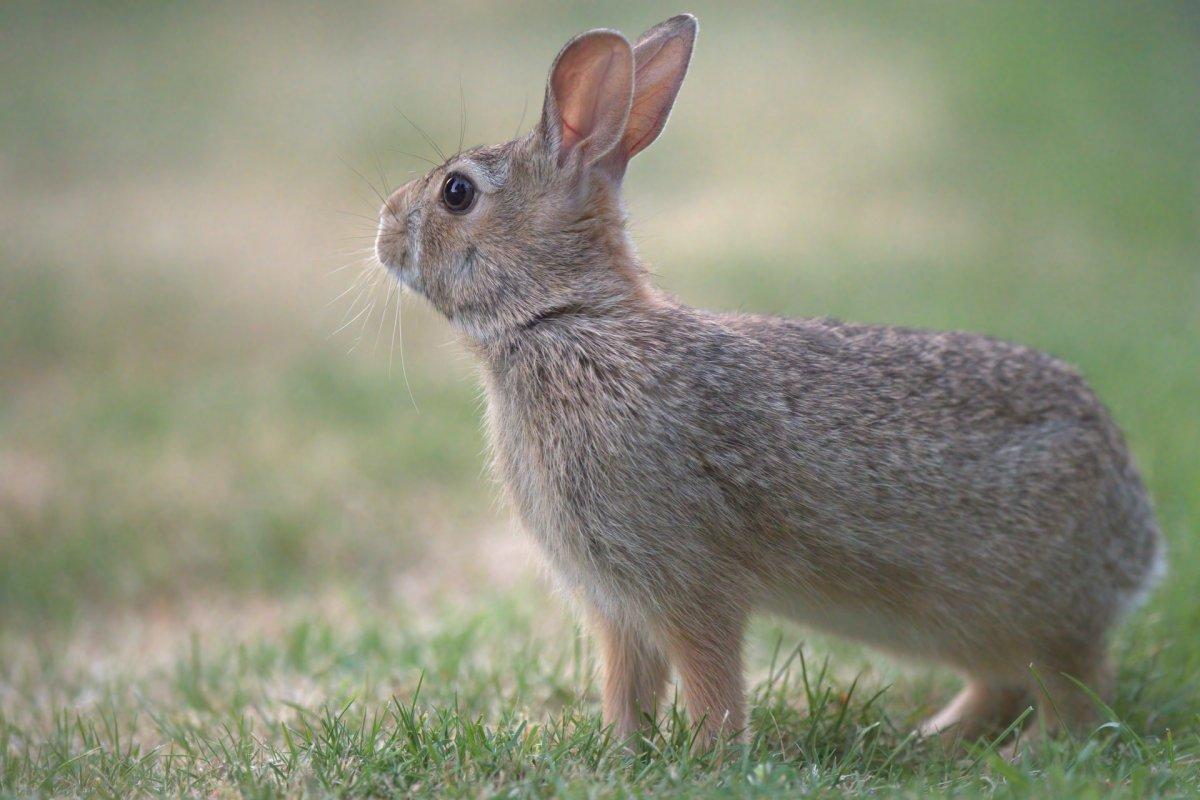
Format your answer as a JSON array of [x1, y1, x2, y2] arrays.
[[375, 184, 423, 292]]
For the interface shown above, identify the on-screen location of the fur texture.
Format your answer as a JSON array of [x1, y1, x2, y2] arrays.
[[374, 15, 1165, 746]]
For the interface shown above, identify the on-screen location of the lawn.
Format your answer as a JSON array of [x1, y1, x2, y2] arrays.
[[1, 2, 1197, 797]]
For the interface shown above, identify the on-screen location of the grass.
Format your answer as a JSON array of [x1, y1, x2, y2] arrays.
[[1, 1, 1198, 796], [2, 599, 1197, 797]]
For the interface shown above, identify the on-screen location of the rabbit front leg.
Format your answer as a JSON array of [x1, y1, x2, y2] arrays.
[[592, 612, 669, 745], [658, 603, 748, 746]]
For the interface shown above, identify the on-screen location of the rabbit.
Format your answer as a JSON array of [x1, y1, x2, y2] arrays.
[[373, 14, 1166, 748]]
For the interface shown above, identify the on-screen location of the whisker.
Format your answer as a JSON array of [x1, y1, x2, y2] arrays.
[[388, 278, 401, 377], [335, 234, 392, 243], [333, 263, 378, 330], [336, 209, 383, 224], [368, 152, 410, 239], [399, 110, 446, 163], [386, 148, 440, 168], [360, 269, 387, 344], [331, 287, 375, 338], [390, 276, 419, 413], [327, 260, 375, 305], [339, 157, 390, 207], [457, 77, 467, 157], [331, 240, 380, 253], [334, 226, 384, 236], [372, 276, 395, 355], [348, 275, 380, 352], [328, 273, 367, 307], [514, 92, 529, 140], [359, 152, 408, 235], [342, 245, 377, 257], [371, 152, 393, 206], [326, 254, 373, 277]]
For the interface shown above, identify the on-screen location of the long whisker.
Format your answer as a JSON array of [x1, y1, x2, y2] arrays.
[[368, 152, 409, 242], [353, 152, 407, 236], [340, 159, 387, 205], [388, 276, 401, 378], [350, 270, 384, 351], [336, 209, 383, 224], [331, 286, 375, 337], [457, 77, 467, 157], [514, 92, 529, 140], [399, 110, 446, 163], [389, 275, 419, 413], [327, 268, 370, 306], [384, 149, 441, 170], [334, 263, 373, 315], [333, 262, 379, 331], [336, 242, 382, 256], [325, 246, 379, 276], [372, 276, 395, 355], [333, 224, 386, 236], [371, 152, 392, 207], [335, 233, 394, 243]]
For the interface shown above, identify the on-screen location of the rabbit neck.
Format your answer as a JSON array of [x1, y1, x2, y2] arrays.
[[469, 266, 665, 375], [463, 190, 659, 359]]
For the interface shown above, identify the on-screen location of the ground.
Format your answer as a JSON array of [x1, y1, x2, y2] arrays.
[[1, 2, 1198, 797]]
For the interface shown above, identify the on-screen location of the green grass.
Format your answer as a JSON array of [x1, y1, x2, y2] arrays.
[[2, 599, 1197, 797], [1, 1, 1198, 796]]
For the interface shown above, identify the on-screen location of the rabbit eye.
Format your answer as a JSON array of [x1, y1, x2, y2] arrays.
[[441, 173, 476, 214]]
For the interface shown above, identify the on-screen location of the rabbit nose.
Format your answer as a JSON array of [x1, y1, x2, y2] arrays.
[[375, 186, 410, 268], [379, 186, 409, 231]]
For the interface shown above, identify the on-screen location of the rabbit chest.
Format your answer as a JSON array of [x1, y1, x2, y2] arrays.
[[479, 337, 749, 614]]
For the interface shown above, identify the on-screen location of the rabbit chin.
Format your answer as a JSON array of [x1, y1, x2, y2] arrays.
[[375, 210, 423, 294], [384, 261, 422, 295]]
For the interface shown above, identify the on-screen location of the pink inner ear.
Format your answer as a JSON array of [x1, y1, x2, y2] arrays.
[[561, 117, 585, 149], [550, 35, 631, 163], [623, 37, 689, 160], [556, 52, 616, 153]]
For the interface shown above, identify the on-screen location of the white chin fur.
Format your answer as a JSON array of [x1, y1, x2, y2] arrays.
[[388, 263, 420, 295]]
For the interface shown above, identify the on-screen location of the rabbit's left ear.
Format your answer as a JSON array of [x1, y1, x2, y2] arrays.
[[538, 30, 635, 169], [601, 14, 698, 178]]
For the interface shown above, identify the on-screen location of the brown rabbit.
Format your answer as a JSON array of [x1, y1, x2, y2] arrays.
[[373, 15, 1165, 747]]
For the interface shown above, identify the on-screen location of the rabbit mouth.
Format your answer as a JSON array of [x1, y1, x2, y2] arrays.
[[375, 218, 423, 294], [383, 258, 421, 295], [375, 233, 408, 278]]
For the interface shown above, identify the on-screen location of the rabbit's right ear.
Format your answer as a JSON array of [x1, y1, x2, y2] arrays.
[[537, 30, 635, 170]]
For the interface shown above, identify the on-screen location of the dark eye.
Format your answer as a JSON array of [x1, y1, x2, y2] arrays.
[[441, 172, 476, 213]]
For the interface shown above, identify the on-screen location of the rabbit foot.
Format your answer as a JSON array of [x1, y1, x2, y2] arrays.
[[918, 680, 1032, 744]]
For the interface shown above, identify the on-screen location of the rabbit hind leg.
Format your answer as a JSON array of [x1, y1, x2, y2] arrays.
[[918, 680, 1033, 744]]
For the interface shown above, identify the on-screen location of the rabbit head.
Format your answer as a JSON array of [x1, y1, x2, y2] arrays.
[[375, 15, 698, 341]]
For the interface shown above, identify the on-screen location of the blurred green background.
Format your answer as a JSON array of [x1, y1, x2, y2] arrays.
[[1, 1, 1198, 795]]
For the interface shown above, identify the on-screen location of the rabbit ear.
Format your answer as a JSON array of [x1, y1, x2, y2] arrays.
[[538, 30, 634, 169], [599, 15, 697, 179]]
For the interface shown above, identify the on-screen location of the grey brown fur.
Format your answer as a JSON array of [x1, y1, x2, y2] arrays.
[[374, 15, 1165, 747]]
